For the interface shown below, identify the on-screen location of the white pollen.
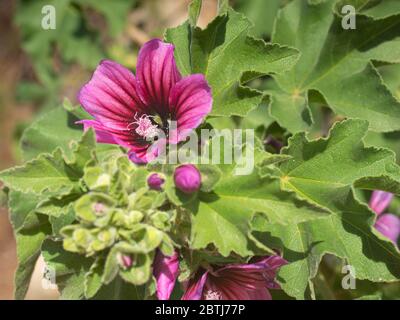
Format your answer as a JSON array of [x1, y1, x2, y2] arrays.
[[204, 289, 222, 300], [128, 114, 159, 140]]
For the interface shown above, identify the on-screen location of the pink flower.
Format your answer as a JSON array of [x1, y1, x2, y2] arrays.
[[174, 164, 201, 194], [153, 250, 179, 300], [78, 39, 212, 163], [182, 255, 287, 300], [369, 191, 400, 245]]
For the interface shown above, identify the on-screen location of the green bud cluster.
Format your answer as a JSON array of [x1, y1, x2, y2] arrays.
[[60, 155, 176, 286]]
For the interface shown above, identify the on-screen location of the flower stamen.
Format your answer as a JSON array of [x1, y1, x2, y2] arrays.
[[204, 289, 222, 300], [128, 113, 160, 140]]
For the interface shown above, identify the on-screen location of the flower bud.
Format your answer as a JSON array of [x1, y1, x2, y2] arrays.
[[174, 164, 201, 194], [147, 173, 165, 190], [369, 191, 393, 216], [375, 214, 400, 244], [117, 253, 133, 269]]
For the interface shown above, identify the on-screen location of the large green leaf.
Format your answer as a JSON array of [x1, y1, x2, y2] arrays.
[[41, 239, 93, 299], [165, 8, 300, 117], [8, 190, 42, 231], [234, 0, 281, 38], [269, 0, 400, 133], [0, 130, 95, 195], [187, 142, 329, 257], [21, 107, 83, 161], [255, 119, 400, 299], [0, 149, 80, 194], [336, 0, 400, 19], [14, 213, 52, 300]]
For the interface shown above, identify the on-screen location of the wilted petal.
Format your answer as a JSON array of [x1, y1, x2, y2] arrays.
[[369, 191, 393, 216], [153, 250, 179, 300], [375, 214, 400, 244], [136, 39, 181, 117], [78, 60, 145, 130], [168, 74, 212, 143]]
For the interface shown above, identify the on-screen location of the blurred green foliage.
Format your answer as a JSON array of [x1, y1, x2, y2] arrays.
[[15, 0, 137, 109]]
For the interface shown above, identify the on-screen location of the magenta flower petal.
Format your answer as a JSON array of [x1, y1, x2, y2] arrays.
[[375, 214, 400, 244], [181, 271, 209, 300], [136, 39, 181, 117], [78, 120, 118, 145], [78, 60, 145, 130], [78, 39, 212, 164], [168, 74, 212, 143], [182, 255, 286, 300], [153, 250, 179, 300], [247, 289, 272, 300], [369, 191, 393, 216]]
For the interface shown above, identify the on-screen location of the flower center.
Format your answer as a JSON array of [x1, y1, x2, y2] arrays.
[[93, 202, 106, 215], [129, 114, 159, 140], [204, 289, 222, 300]]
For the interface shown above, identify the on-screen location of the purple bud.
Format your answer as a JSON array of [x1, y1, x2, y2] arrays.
[[375, 214, 400, 245], [174, 164, 201, 194], [369, 191, 393, 216], [117, 253, 133, 269], [93, 202, 106, 215], [147, 173, 165, 191]]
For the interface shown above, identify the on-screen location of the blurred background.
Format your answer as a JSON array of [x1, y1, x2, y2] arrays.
[[0, 0, 285, 300]]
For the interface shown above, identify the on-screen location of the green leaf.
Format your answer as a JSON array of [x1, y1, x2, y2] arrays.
[[0, 149, 80, 194], [336, 0, 400, 19], [165, 8, 300, 117], [365, 131, 400, 164], [21, 107, 83, 161], [270, 0, 400, 133], [187, 143, 329, 257], [234, 0, 281, 38], [14, 213, 51, 300], [42, 239, 93, 299], [8, 190, 42, 231], [93, 276, 148, 300], [102, 247, 120, 285], [67, 129, 97, 174], [378, 63, 400, 101], [275, 119, 400, 198], [197, 164, 222, 192], [84, 258, 104, 299], [255, 119, 400, 299], [119, 253, 153, 286], [189, 0, 202, 26], [0, 130, 96, 195]]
